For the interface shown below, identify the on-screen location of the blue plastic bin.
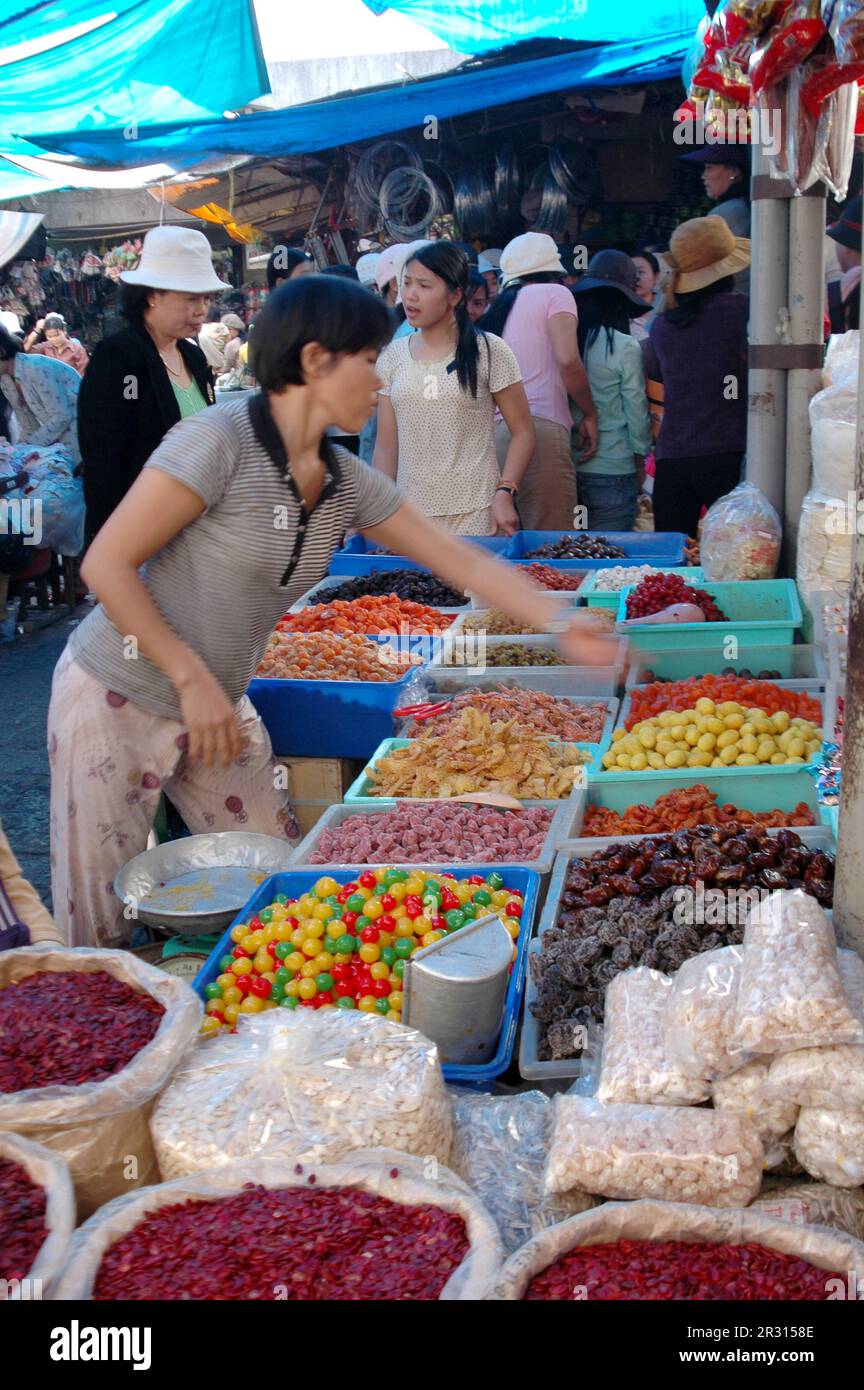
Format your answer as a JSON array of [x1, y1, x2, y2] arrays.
[[504, 531, 687, 571], [192, 865, 541, 1086], [615, 579, 803, 650], [328, 534, 509, 577], [247, 658, 426, 759]]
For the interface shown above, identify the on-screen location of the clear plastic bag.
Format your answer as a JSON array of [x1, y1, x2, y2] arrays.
[[796, 491, 854, 602], [754, 1177, 864, 1242], [490, 1197, 864, 1300], [0, 946, 202, 1218], [51, 1150, 502, 1301], [711, 1058, 799, 1144], [544, 1096, 763, 1207], [822, 328, 859, 387], [794, 1108, 864, 1187], [597, 967, 710, 1106], [809, 364, 857, 494], [0, 1131, 75, 1298], [664, 946, 745, 1082], [448, 1089, 596, 1256], [700, 482, 782, 581], [764, 949, 864, 1111], [151, 1009, 453, 1179], [731, 890, 863, 1056]]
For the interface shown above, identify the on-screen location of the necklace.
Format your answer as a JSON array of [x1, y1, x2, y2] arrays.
[[159, 349, 184, 380]]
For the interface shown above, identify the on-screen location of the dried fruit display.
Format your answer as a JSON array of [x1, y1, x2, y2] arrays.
[[516, 564, 584, 590], [626, 676, 823, 727], [307, 803, 552, 865], [524, 1239, 843, 1300], [404, 688, 608, 743], [278, 595, 454, 635], [257, 632, 419, 683], [602, 702, 822, 771], [625, 573, 727, 621], [483, 644, 566, 668], [0, 1157, 46, 1284], [92, 1184, 469, 1300], [460, 610, 547, 636], [318, 570, 468, 606], [530, 826, 834, 1060], [366, 709, 588, 799], [0, 971, 165, 1092], [201, 868, 526, 1034], [526, 535, 626, 560], [583, 786, 816, 837]]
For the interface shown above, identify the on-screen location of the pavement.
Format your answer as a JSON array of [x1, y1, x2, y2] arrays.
[[1, 607, 87, 909]]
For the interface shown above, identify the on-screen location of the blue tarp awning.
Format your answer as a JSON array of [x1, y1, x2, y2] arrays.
[[28, 35, 691, 171], [362, 0, 705, 55], [0, 0, 269, 199]]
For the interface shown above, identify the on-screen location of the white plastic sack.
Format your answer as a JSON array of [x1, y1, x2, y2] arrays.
[[0, 947, 202, 1218], [796, 490, 853, 601], [663, 946, 745, 1082], [700, 482, 781, 581], [448, 1089, 596, 1256], [598, 967, 709, 1106], [794, 1109, 864, 1188], [809, 381, 857, 496], [544, 1096, 763, 1207], [52, 1150, 503, 1301], [822, 330, 859, 388], [731, 890, 862, 1056], [490, 1198, 864, 1300], [151, 1009, 452, 1179], [764, 950, 864, 1111], [711, 1059, 799, 1146], [0, 1132, 75, 1299]]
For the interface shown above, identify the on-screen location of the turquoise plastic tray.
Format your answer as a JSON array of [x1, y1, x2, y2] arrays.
[[345, 737, 602, 803], [580, 566, 703, 612], [615, 579, 803, 651], [625, 643, 827, 687], [616, 687, 827, 736], [574, 769, 822, 833]]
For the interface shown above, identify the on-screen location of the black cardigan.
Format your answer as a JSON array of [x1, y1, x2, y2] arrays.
[[77, 320, 214, 543]]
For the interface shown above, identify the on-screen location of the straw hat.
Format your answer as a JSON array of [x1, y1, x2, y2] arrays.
[[659, 216, 750, 309], [121, 226, 229, 293], [499, 232, 565, 287]]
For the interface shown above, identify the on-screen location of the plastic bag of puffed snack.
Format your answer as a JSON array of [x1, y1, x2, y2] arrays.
[[663, 946, 745, 1082], [597, 967, 709, 1106], [730, 890, 862, 1056], [151, 1010, 452, 1179], [544, 1096, 763, 1207], [700, 482, 781, 581], [711, 1059, 799, 1148], [794, 1109, 864, 1188], [763, 949, 864, 1111], [448, 1089, 596, 1256]]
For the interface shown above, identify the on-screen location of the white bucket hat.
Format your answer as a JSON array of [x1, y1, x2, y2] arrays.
[[499, 232, 565, 288], [120, 226, 229, 293], [355, 251, 381, 287]]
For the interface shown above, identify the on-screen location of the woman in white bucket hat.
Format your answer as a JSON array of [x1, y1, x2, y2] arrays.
[[78, 225, 228, 545]]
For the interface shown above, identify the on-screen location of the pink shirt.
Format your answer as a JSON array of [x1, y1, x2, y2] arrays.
[[499, 282, 578, 431]]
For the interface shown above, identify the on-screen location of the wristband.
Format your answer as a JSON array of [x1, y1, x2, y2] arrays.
[[496, 482, 518, 497]]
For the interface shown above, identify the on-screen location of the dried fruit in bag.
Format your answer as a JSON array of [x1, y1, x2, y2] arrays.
[[700, 481, 782, 580]]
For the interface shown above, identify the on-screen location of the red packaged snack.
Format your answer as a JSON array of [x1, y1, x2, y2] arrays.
[[749, 0, 827, 95]]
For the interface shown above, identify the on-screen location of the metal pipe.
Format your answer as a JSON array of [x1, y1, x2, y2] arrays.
[[784, 187, 826, 562], [831, 219, 864, 952], [746, 143, 788, 518]]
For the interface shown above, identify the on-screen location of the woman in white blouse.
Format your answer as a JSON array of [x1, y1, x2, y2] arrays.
[[373, 241, 534, 535]]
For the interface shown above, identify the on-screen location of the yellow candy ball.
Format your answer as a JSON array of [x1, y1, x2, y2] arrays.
[[239, 996, 264, 1014], [664, 750, 686, 768], [223, 1003, 241, 1026], [359, 943, 381, 963], [298, 979, 317, 1000], [199, 1016, 222, 1037], [720, 745, 739, 765]]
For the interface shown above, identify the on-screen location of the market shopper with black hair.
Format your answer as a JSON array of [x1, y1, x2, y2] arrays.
[[266, 245, 314, 291], [77, 226, 224, 545], [826, 196, 862, 332], [643, 216, 750, 539], [48, 273, 614, 947], [373, 241, 533, 534]]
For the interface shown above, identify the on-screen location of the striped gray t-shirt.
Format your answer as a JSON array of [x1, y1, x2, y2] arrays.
[[69, 394, 403, 720]]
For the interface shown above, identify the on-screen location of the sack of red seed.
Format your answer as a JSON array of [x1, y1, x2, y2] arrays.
[[0, 1132, 75, 1299], [0, 947, 202, 1218], [151, 1009, 453, 1180], [52, 1151, 503, 1301], [490, 1199, 864, 1301]]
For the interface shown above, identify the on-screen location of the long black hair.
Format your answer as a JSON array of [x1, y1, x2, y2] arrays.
[[663, 275, 735, 329], [574, 287, 634, 356], [478, 270, 563, 338], [407, 241, 484, 398], [250, 274, 393, 392], [0, 325, 22, 360]]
